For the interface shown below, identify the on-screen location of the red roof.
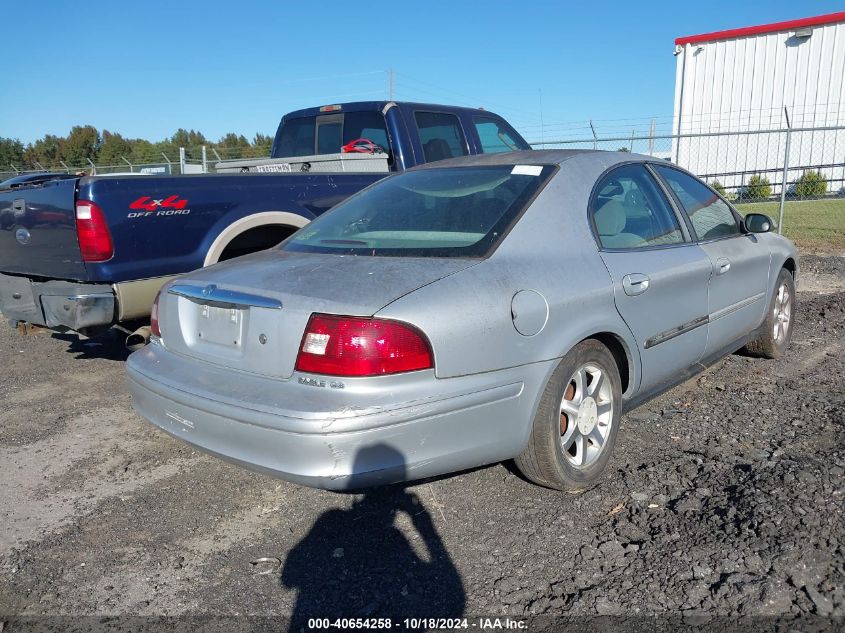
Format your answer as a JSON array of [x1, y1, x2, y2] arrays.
[[675, 11, 845, 46]]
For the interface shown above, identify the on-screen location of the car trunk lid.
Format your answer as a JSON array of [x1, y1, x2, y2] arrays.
[[157, 249, 476, 379]]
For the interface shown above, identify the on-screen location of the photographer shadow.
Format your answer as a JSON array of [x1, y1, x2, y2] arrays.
[[281, 444, 465, 630]]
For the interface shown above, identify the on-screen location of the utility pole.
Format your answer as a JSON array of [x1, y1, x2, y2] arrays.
[[539, 88, 544, 147], [778, 107, 792, 235], [648, 119, 656, 156]]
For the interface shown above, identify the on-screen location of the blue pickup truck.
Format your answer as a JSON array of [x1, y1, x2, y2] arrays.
[[0, 101, 529, 337]]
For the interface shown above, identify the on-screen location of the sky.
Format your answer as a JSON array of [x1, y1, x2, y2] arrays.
[[2, 0, 841, 145]]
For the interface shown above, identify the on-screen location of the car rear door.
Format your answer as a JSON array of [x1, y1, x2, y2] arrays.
[[652, 165, 770, 359], [591, 164, 712, 394]]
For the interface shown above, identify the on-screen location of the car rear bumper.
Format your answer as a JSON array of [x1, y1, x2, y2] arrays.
[[0, 272, 114, 331], [126, 342, 553, 490]]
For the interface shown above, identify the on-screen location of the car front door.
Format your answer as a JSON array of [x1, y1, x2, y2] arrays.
[[591, 164, 712, 395], [652, 165, 771, 359]]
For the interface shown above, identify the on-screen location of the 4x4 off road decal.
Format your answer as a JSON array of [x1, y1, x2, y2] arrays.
[[128, 195, 191, 218]]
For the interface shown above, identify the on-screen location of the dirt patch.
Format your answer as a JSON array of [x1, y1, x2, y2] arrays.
[[0, 260, 842, 623]]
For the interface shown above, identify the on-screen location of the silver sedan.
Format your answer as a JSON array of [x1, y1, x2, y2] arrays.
[[126, 150, 798, 491]]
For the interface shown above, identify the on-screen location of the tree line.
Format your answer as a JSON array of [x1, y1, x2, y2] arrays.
[[0, 126, 274, 171]]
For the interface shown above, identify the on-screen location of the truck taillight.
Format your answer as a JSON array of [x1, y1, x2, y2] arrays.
[[150, 290, 163, 339], [75, 200, 113, 262], [295, 314, 433, 377]]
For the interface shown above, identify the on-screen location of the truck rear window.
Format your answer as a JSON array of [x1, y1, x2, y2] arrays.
[[283, 165, 556, 258], [273, 111, 389, 158]]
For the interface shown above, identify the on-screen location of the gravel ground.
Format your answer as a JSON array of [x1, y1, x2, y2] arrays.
[[0, 257, 843, 630]]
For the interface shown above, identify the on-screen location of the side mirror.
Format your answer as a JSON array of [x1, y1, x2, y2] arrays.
[[744, 213, 773, 234]]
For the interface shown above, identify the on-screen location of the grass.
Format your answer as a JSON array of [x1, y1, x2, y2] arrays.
[[736, 197, 845, 253]]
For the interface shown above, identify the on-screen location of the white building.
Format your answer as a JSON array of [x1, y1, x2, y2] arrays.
[[672, 12, 845, 195]]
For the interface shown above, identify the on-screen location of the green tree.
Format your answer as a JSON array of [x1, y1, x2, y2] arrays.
[[170, 128, 207, 148], [218, 132, 250, 149], [24, 134, 65, 168], [743, 174, 772, 201], [710, 180, 726, 197], [794, 170, 827, 198], [62, 125, 100, 167], [0, 137, 25, 169], [128, 139, 157, 164], [253, 133, 273, 148], [98, 130, 133, 166]]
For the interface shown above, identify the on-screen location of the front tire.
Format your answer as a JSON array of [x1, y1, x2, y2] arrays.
[[744, 268, 795, 359], [515, 339, 622, 491]]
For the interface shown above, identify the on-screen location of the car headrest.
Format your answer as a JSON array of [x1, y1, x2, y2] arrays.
[[594, 200, 627, 236], [423, 139, 454, 162]]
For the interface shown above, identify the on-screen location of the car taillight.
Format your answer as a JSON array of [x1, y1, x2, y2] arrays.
[[75, 200, 113, 262], [295, 314, 433, 377], [150, 289, 163, 338]]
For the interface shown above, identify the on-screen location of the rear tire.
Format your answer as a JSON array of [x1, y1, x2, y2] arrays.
[[744, 268, 795, 359], [515, 339, 622, 491]]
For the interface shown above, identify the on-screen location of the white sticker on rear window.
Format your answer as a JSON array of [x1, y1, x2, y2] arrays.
[[511, 165, 543, 176]]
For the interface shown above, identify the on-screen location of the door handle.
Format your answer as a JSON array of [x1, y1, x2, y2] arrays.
[[716, 258, 731, 275], [622, 273, 650, 296]]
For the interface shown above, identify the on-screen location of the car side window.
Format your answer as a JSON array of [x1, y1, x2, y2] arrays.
[[653, 165, 741, 241], [415, 112, 469, 162], [590, 164, 685, 249], [472, 116, 527, 153]]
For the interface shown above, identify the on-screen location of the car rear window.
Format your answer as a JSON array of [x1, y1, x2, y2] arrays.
[[283, 165, 556, 258], [273, 111, 390, 158]]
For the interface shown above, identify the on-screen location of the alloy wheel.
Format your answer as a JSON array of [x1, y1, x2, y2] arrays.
[[559, 363, 614, 468], [773, 282, 792, 343]]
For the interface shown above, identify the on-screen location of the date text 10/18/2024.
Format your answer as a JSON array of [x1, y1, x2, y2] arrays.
[[307, 618, 528, 630]]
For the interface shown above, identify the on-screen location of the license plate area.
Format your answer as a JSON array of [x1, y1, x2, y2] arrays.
[[198, 304, 245, 348]]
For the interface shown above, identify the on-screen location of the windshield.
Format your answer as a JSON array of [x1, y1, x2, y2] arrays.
[[282, 164, 555, 258]]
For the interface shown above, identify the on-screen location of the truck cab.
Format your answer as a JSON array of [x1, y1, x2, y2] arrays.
[[269, 101, 528, 171]]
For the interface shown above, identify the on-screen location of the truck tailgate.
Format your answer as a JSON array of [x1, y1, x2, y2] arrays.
[[0, 178, 88, 280]]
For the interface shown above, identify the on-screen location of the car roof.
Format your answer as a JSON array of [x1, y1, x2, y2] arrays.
[[411, 149, 657, 170]]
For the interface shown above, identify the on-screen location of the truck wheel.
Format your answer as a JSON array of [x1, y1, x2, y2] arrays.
[[744, 268, 795, 359], [515, 339, 622, 491]]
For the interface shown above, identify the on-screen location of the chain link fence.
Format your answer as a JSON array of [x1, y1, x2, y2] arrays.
[[0, 144, 273, 181], [531, 124, 845, 238]]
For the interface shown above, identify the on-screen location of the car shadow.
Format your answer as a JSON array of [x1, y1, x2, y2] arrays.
[[281, 444, 465, 630], [51, 327, 133, 362]]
